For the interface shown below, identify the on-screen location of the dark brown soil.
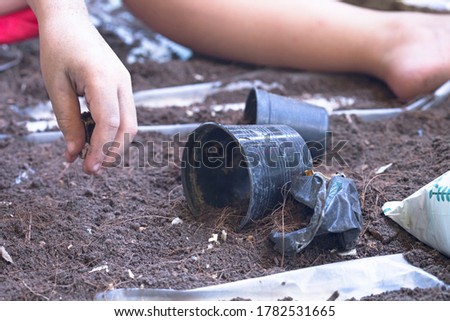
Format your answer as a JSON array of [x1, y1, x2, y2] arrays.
[[1, 10, 450, 301]]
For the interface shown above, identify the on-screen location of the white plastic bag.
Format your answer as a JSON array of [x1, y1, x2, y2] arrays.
[[383, 170, 450, 257]]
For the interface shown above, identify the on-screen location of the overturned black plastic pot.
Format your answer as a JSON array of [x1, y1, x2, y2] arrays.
[[181, 122, 313, 230], [244, 88, 329, 160]]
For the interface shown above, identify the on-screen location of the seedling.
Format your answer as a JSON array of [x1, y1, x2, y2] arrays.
[[79, 111, 95, 159]]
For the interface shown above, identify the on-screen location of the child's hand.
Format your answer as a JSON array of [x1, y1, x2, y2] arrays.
[[30, 0, 137, 175]]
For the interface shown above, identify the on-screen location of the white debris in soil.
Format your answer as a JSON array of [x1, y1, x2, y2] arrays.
[[0, 201, 12, 208], [375, 163, 394, 174], [336, 248, 358, 257], [221, 230, 228, 242], [1, 246, 13, 264], [208, 234, 219, 244], [14, 166, 35, 185], [193, 74, 205, 81], [171, 217, 183, 225], [89, 264, 109, 274]]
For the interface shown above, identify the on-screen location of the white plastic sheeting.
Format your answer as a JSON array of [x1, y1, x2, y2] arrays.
[[96, 254, 446, 301], [85, 0, 192, 63]]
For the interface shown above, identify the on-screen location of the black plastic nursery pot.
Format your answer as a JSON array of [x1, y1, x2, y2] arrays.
[[181, 122, 313, 230], [244, 88, 329, 160]]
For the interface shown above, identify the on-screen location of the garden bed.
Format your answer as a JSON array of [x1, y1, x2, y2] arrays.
[[1, 18, 449, 301]]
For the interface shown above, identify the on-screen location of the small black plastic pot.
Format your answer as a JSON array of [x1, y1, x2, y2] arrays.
[[181, 122, 312, 230], [244, 88, 329, 160]]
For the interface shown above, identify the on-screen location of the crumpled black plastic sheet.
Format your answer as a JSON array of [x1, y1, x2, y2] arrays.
[[317, 175, 363, 251], [270, 173, 362, 255]]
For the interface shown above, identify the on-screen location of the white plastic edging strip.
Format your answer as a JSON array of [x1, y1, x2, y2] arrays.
[[0, 124, 201, 144]]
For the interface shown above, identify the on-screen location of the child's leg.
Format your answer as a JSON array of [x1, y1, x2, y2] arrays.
[[124, 0, 450, 99]]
